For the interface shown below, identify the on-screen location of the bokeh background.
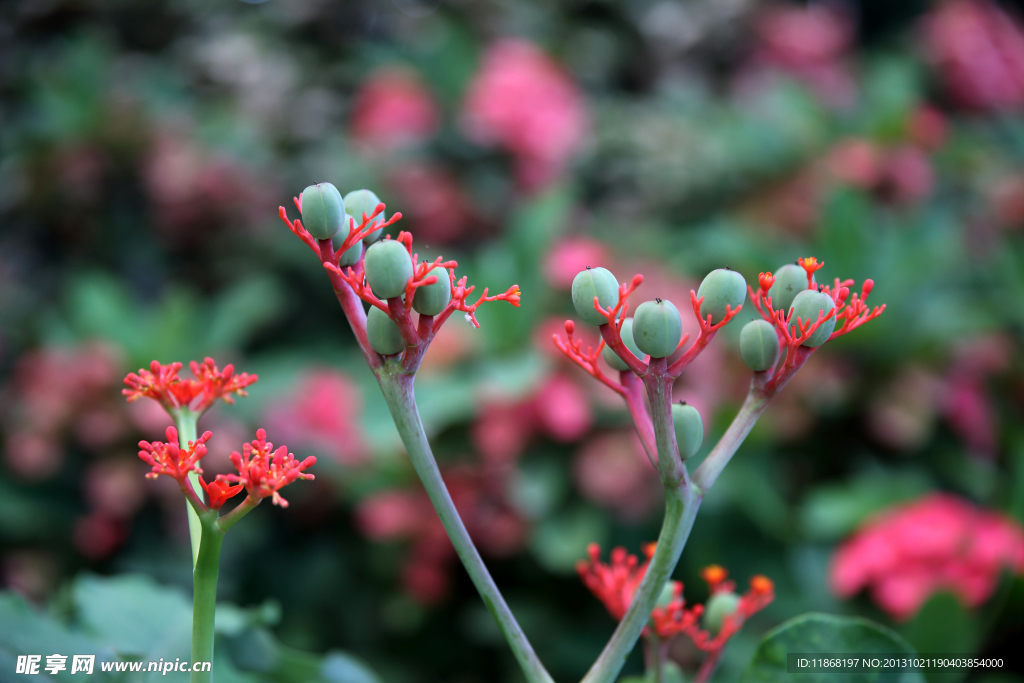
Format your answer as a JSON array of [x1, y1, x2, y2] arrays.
[[2, 0, 1024, 681]]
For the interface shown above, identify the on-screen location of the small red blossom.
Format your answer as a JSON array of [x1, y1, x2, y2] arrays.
[[797, 257, 825, 287], [648, 581, 702, 639], [198, 476, 244, 510], [577, 542, 653, 620], [681, 571, 775, 654], [123, 358, 257, 415], [137, 426, 212, 482], [219, 429, 315, 508]]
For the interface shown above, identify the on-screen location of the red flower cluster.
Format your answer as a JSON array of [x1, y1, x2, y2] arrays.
[[830, 493, 1024, 620], [122, 358, 257, 415], [577, 544, 774, 650], [218, 429, 316, 508], [137, 426, 212, 481]]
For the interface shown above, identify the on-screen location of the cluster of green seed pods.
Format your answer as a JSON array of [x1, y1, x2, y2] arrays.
[[768, 263, 813, 312], [672, 402, 703, 460], [365, 240, 413, 299], [633, 299, 682, 358], [300, 182, 346, 240], [789, 289, 836, 347], [343, 188, 385, 244]]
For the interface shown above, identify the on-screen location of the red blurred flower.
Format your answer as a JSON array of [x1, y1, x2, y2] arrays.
[[573, 431, 659, 520], [386, 163, 473, 243], [533, 374, 593, 442], [830, 493, 1024, 620], [462, 39, 588, 190], [543, 237, 608, 290], [577, 542, 653, 620], [923, 0, 1024, 111], [123, 358, 257, 416], [351, 67, 440, 152]]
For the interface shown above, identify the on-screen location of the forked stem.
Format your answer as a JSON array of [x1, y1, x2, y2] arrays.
[[377, 365, 555, 683]]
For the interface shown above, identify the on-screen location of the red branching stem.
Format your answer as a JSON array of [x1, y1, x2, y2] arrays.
[[326, 262, 389, 313], [278, 206, 319, 255], [553, 320, 625, 396], [336, 203, 403, 255], [388, 296, 420, 347], [828, 278, 885, 338], [667, 291, 741, 377], [333, 276, 384, 370], [621, 371, 657, 469], [595, 274, 648, 376], [435, 274, 522, 331]]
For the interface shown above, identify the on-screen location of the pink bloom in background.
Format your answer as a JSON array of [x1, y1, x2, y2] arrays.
[[386, 162, 473, 243], [573, 431, 660, 521], [264, 369, 366, 465], [941, 335, 1011, 457], [830, 493, 1024, 620], [923, 0, 1024, 111], [751, 3, 857, 108], [826, 138, 935, 205], [462, 39, 588, 190], [350, 67, 440, 152], [543, 237, 608, 290], [533, 374, 593, 443]]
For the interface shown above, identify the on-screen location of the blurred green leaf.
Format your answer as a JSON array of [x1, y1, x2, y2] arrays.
[[800, 470, 932, 541]]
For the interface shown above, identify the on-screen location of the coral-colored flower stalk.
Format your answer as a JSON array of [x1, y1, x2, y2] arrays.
[[123, 358, 257, 415], [219, 428, 316, 507]]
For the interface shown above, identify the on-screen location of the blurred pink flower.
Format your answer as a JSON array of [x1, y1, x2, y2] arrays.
[[574, 431, 659, 520], [73, 513, 127, 561], [356, 490, 429, 540], [533, 374, 593, 443], [350, 67, 440, 152], [462, 39, 588, 190], [923, 0, 1024, 111], [472, 400, 535, 464], [386, 163, 473, 243], [83, 459, 147, 519], [880, 146, 935, 205], [264, 369, 366, 465], [830, 493, 1024, 620], [941, 335, 1012, 456], [826, 138, 935, 205], [907, 105, 949, 150], [543, 238, 608, 290]]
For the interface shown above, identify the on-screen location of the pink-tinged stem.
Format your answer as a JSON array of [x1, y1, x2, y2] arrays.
[[621, 371, 657, 469], [332, 280, 383, 370], [692, 649, 723, 683], [388, 296, 420, 347]]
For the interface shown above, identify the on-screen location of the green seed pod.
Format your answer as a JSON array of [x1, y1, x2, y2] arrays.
[[696, 268, 747, 325], [366, 306, 405, 356], [672, 402, 704, 460], [365, 239, 413, 300], [739, 319, 780, 372], [571, 267, 619, 326], [412, 266, 451, 316], [601, 317, 644, 371], [703, 591, 741, 635], [300, 182, 345, 240], [768, 263, 814, 312], [655, 580, 682, 609], [336, 214, 363, 267], [343, 189, 385, 244], [632, 299, 682, 358], [789, 289, 837, 347]]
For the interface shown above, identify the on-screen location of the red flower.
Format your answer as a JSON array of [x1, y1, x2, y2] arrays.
[[123, 358, 257, 415], [137, 426, 212, 482], [219, 428, 316, 507], [830, 493, 1024, 620], [681, 571, 775, 653], [197, 476, 245, 510], [576, 542, 654, 620]]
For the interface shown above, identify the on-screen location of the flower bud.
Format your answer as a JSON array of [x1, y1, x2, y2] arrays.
[[739, 320, 780, 372], [789, 289, 836, 347], [601, 317, 644, 371], [365, 239, 413, 300], [703, 591, 740, 635], [696, 268, 746, 325], [343, 189, 386, 244], [768, 263, 814, 312], [571, 267, 619, 325], [632, 299, 682, 358], [367, 306, 405, 356], [336, 214, 363, 267], [412, 266, 451, 316], [672, 402, 703, 460], [300, 183, 345, 240]]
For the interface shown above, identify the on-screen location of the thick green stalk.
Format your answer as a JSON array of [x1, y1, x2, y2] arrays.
[[191, 515, 223, 683], [173, 411, 203, 568], [377, 368, 555, 683], [580, 484, 700, 683]]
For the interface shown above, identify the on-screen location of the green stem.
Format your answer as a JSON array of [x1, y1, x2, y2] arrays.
[[580, 483, 700, 683], [377, 367, 555, 683], [191, 515, 223, 683], [173, 411, 203, 568], [691, 386, 769, 494]]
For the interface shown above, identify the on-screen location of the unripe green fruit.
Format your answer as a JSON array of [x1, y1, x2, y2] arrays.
[[571, 267, 619, 326], [336, 214, 363, 267], [789, 289, 836, 348], [343, 189, 385, 244], [672, 403, 704, 460], [364, 239, 413, 299], [655, 580, 682, 609], [366, 306, 405, 356], [601, 317, 644, 371], [739, 319, 780, 372], [632, 299, 682, 358], [703, 591, 740, 635], [768, 263, 814, 312], [696, 268, 746, 325], [412, 266, 451, 316], [300, 183, 345, 240]]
